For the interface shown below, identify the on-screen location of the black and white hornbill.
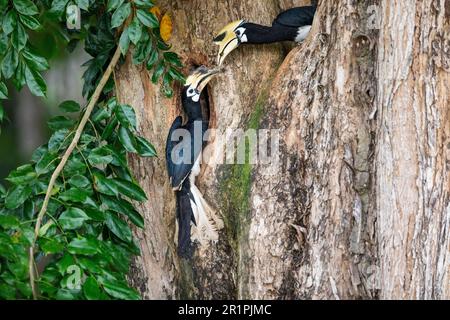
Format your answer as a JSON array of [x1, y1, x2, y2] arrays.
[[166, 66, 224, 258], [213, 6, 317, 65]]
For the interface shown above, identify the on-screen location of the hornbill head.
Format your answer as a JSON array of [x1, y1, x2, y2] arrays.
[[213, 20, 247, 66], [184, 66, 221, 102]]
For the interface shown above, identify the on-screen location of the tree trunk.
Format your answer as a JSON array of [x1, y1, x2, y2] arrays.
[[115, 0, 449, 300], [376, 0, 449, 300]]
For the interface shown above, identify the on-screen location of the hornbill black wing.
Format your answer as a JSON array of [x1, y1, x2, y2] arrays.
[[166, 119, 205, 190], [166, 116, 186, 188], [273, 6, 316, 28]]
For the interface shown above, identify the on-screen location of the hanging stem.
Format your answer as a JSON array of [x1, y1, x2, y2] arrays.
[[29, 45, 123, 300]]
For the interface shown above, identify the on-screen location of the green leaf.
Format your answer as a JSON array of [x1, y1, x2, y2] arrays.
[[6, 164, 37, 185], [31, 146, 47, 163], [115, 104, 136, 130], [136, 136, 157, 157], [119, 27, 130, 56], [0, 82, 8, 99], [133, 0, 154, 9], [101, 279, 140, 300], [3, 10, 17, 35], [8, 254, 29, 279], [118, 126, 138, 153], [101, 117, 118, 140], [80, 133, 96, 146], [58, 100, 80, 113], [25, 65, 46, 97], [12, 60, 26, 90], [19, 14, 41, 30], [111, 2, 131, 29], [112, 179, 147, 202], [55, 289, 78, 300], [78, 257, 103, 274], [92, 108, 111, 123], [48, 0, 69, 18], [13, 0, 39, 16], [107, 0, 124, 12], [84, 207, 105, 221], [105, 212, 132, 243], [151, 61, 165, 83], [38, 220, 55, 237], [12, 22, 27, 51], [22, 49, 49, 71], [22, 200, 35, 220], [48, 129, 70, 151], [88, 146, 114, 166], [0, 33, 8, 55], [132, 32, 151, 65], [59, 207, 90, 230], [56, 254, 75, 274], [128, 17, 143, 45], [59, 189, 89, 203], [109, 147, 128, 168], [168, 67, 186, 83], [2, 48, 19, 79], [164, 52, 183, 67], [63, 156, 87, 176], [0, 103, 4, 122], [93, 172, 118, 196], [68, 238, 99, 255], [40, 238, 64, 254], [83, 277, 102, 300], [0, 215, 20, 229], [5, 185, 32, 209], [157, 37, 171, 50], [75, 0, 89, 10], [68, 175, 91, 189], [146, 50, 158, 70], [48, 116, 75, 131], [35, 151, 58, 175], [136, 9, 159, 28], [0, 284, 16, 300], [101, 195, 144, 229]]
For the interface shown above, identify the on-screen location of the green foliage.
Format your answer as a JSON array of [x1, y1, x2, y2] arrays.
[[1, 94, 156, 300], [0, 0, 183, 300]]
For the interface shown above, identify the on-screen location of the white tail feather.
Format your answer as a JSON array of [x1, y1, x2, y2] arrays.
[[190, 185, 223, 246], [188, 156, 223, 247]]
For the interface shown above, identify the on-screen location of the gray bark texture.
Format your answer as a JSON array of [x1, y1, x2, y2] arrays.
[[115, 0, 449, 300]]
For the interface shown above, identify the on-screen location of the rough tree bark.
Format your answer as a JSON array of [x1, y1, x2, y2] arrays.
[[114, 0, 449, 300], [376, 0, 449, 300]]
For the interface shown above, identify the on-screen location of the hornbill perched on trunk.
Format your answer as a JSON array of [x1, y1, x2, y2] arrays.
[[166, 66, 224, 258], [213, 6, 317, 65]]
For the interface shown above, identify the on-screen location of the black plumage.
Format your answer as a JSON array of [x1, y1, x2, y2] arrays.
[[166, 104, 208, 257], [165, 103, 208, 191], [165, 67, 221, 258], [214, 6, 317, 65], [273, 6, 316, 29], [244, 6, 317, 43]]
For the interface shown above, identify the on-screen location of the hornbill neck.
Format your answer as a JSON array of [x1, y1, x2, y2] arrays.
[[182, 93, 204, 122], [242, 22, 298, 44]]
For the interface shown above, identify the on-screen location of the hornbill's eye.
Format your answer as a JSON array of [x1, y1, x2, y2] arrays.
[[188, 89, 194, 94], [235, 27, 246, 38]]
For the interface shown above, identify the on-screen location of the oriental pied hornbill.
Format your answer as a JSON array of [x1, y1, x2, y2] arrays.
[[214, 6, 317, 65], [166, 66, 224, 258]]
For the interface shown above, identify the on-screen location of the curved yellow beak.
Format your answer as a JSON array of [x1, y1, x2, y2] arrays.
[[213, 20, 245, 66], [185, 66, 221, 93]]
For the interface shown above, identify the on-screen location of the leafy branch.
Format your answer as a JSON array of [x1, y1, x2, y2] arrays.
[[0, 0, 184, 300], [29, 44, 122, 299]]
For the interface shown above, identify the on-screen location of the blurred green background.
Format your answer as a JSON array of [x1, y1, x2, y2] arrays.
[[0, 27, 88, 185]]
